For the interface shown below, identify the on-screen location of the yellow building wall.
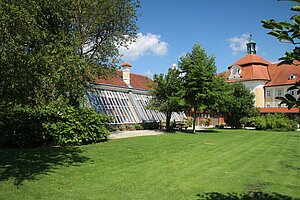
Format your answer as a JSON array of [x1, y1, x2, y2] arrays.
[[255, 88, 264, 107]]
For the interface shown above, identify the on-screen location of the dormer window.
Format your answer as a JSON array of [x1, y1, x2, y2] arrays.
[[289, 74, 296, 80], [228, 65, 242, 80]]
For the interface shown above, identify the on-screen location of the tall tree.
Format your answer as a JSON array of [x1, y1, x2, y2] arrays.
[[148, 67, 184, 132], [0, 0, 140, 107], [178, 44, 216, 132]]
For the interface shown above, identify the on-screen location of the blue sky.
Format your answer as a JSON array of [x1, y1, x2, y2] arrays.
[[119, 0, 296, 77]]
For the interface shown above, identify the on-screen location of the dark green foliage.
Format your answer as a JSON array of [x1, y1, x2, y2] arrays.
[[149, 67, 184, 132], [261, 0, 300, 65], [217, 82, 257, 128], [178, 44, 217, 132], [0, 105, 44, 147], [0, 0, 140, 107], [42, 105, 111, 146], [239, 116, 249, 128], [0, 104, 111, 148], [133, 123, 144, 130], [249, 114, 298, 131], [141, 122, 159, 130], [0, 0, 138, 147]]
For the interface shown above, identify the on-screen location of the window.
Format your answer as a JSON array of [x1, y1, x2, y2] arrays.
[[289, 89, 295, 96], [289, 74, 296, 80], [277, 89, 282, 97], [266, 104, 271, 108], [266, 90, 271, 97]]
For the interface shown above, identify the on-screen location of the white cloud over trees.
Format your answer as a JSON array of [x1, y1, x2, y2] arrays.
[[119, 33, 168, 61]]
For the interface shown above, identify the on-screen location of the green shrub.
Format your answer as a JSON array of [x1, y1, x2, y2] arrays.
[[200, 119, 207, 126], [186, 118, 193, 127], [42, 105, 111, 146], [249, 114, 297, 131], [0, 104, 44, 147], [249, 116, 267, 130], [118, 124, 126, 131], [133, 124, 144, 130], [0, 103, 111, 148], [141, 122, 159, 130], [125, 124, 135, 131], [239, 117, 248, 127], [219, 124, 225, 129]]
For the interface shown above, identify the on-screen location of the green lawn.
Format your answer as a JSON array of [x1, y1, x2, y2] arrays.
[[0, 130, 299, 200]]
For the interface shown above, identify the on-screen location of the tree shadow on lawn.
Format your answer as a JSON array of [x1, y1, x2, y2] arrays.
[[0, 146, 90, 186], [183, 129, 220, 134], [196, 191, 298, 200]]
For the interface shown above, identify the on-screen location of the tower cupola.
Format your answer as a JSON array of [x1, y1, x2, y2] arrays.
[[247, 34, 256, 54]]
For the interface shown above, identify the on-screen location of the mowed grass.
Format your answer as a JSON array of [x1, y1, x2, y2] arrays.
[[0, 130, 300, 200]]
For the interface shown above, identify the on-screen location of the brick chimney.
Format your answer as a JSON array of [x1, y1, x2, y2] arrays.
[[121, 62, 131, 85]]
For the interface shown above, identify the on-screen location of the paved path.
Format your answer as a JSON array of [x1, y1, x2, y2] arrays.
[[108, 130, 165, 139]]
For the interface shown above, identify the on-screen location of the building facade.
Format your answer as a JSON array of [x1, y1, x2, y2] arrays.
[[225, 35, 300, 114], [88, 62, 185, 124]]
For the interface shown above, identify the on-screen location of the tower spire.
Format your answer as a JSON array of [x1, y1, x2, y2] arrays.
[[247, 34, 256, 54]]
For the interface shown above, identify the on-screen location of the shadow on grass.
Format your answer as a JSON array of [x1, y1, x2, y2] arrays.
[[196, 192, 298, 200], [0, 146, 89, 186], [183, 129, 220, 134]]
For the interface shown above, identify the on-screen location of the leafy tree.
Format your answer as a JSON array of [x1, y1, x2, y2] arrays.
[[0, 0, 140, 107], [262, 0, 300, 110], [149, 67, 184, 132], [178, 44, 216, 132], [218, 82, 257, 128], [261, 0, 300, 65]]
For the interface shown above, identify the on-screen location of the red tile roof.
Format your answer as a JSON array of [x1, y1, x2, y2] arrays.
[[94, 71, 127, 88], [227, 65, 270, 82], [260, 107, 299, 113], [130, 73, 152, 90], [226, 54, 300, 85], [265, 63, 300, 87], [93, 70, 153, 91], [232, 54, 271, 66]]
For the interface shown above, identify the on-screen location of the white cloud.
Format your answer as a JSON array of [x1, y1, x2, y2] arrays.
[[145, 70, 152, 76], [227, 33, 250, 55], [119, 33, 168, 61]]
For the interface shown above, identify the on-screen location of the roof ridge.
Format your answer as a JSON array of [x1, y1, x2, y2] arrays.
[[116, 69, 152, 79]]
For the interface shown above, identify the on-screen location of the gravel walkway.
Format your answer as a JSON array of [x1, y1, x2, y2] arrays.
[[108, 129, 165, 139]]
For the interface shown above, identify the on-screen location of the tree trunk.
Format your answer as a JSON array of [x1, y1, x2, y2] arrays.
[[192, 108, 197, 133], [166, 111, 172, 132]]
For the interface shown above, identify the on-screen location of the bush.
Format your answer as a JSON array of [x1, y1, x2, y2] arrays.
[[249, 114, 297, 131], [118, 124, 126, 131], [141, 121, 159, 130], [42, 105, 111, 146], [0, 104, 44, 147], [125, 124, 135, 131], [239, 117, 248, 127], [186, 118, 193, 127], [219, 124, 225, 129], [0, 103, 111, 148], [133, 123, 144, 130]]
